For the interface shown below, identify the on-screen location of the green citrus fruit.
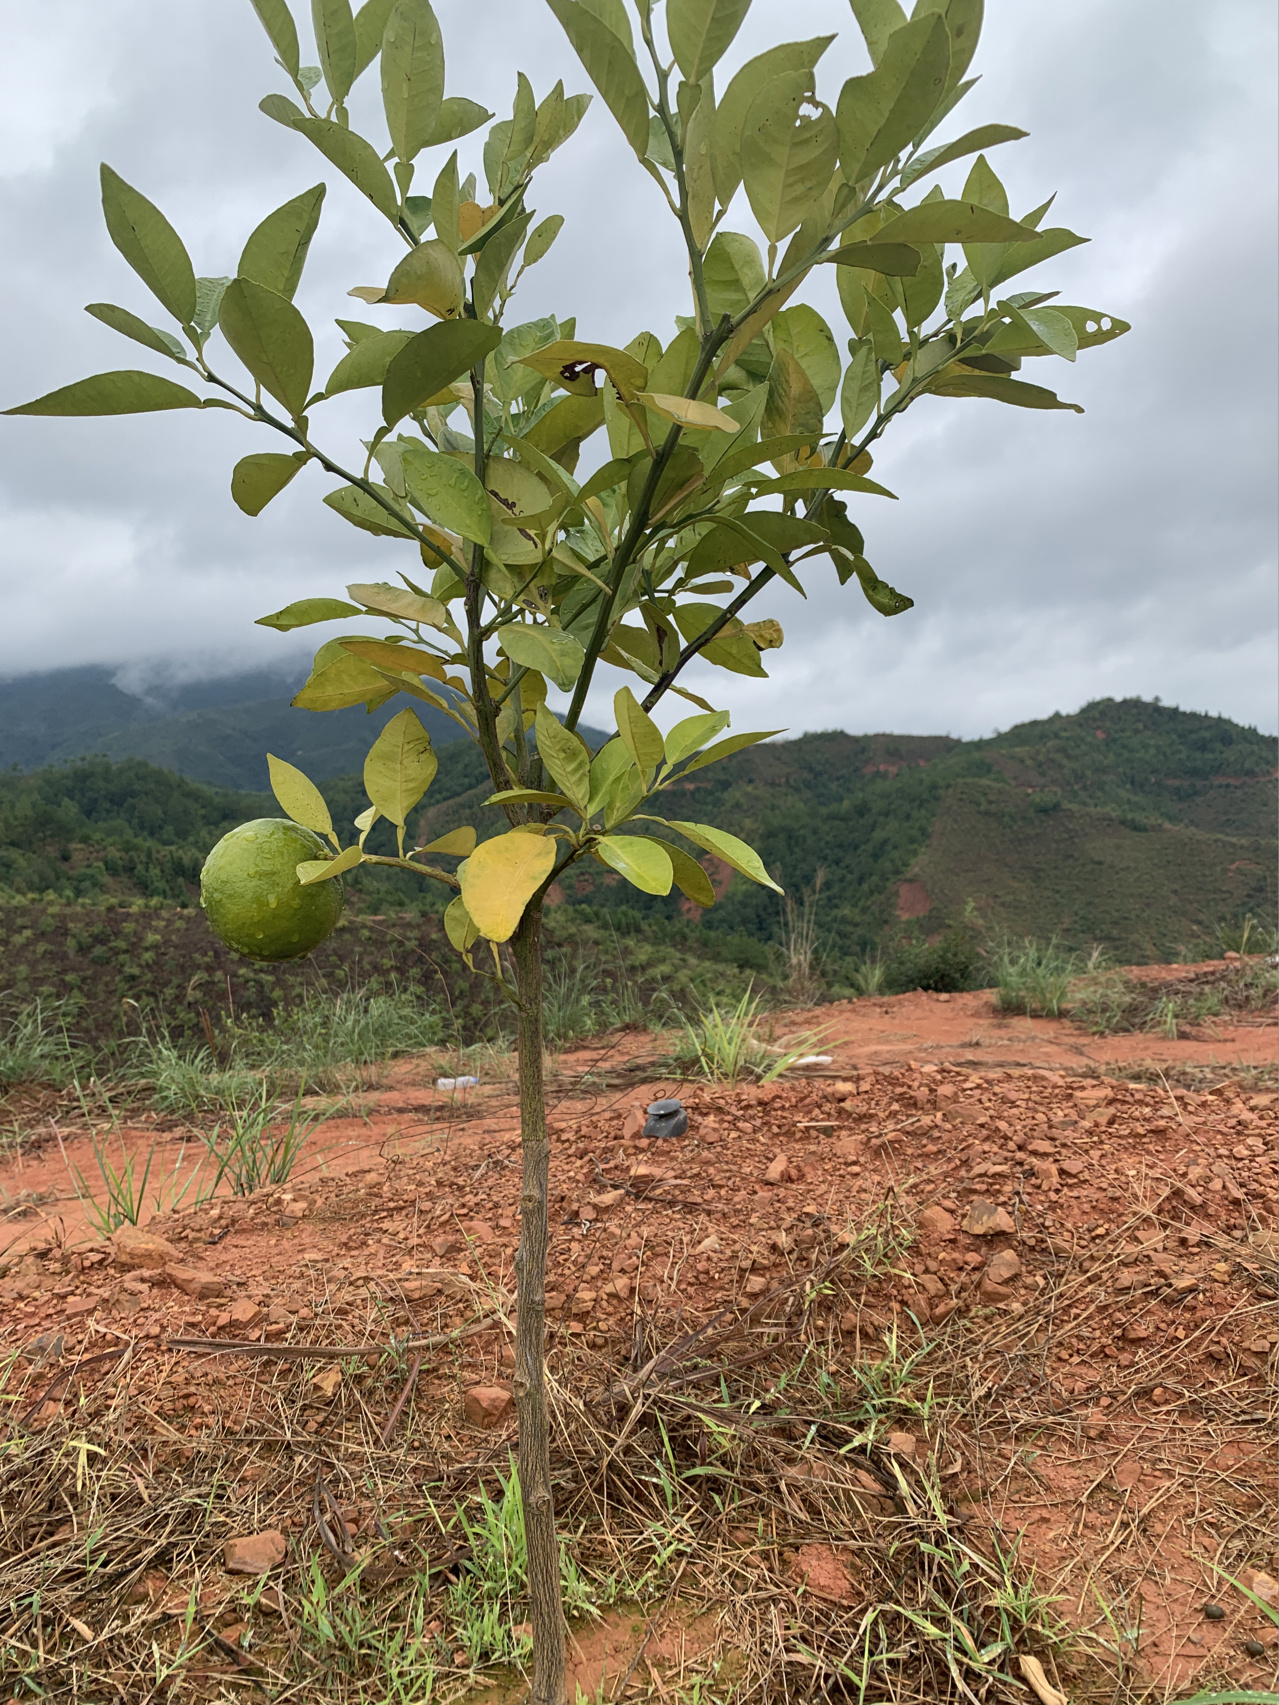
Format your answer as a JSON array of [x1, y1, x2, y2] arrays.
[[200, 818, 343, 962]]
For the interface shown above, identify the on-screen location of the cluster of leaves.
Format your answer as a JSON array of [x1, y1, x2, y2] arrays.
[[4, 0, 1127, 965]]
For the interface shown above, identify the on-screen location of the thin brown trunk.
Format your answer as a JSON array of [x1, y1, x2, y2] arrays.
[[510, 900, 566, 1705]]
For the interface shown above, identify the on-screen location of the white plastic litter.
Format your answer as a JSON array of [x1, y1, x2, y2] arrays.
[[793, 1055, 834, 1067], [436, 1076, 479, 1091]]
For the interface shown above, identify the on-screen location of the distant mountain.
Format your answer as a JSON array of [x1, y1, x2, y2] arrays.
[[0, 663, 466, 789], [0, 684, 1272, 964]]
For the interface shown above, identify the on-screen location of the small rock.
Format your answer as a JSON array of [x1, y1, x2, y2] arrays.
[[463, 1385, 513, 1429], [1248, 1570, 1279, 1607], [1082, 1409, 1108, 1439], [589, 1189, 627, 1211], [462, 1220, 495, 1243], [229, 1299, 265, 1331], [695, 1234, 721, 1254], [886, 1431, 916, 1457], [166, 1265, 228, 1300], [311, 1366, 342, 1400], [963, 1200, 1017, 1237], [1027, 1139, 1056, 1157], [112, 1227, 180, 1271], [763, 1154, 790, 1185], [796, 1120, 834, 1137], [622, 1107, 645, 1140], [978, 1277, 1014, 1304], [63, 1296, 96, 1318], [1033, 1160, 1060, 1187], [917, 1205, 955, 1242], [223, 1530, 286, 1575], [1059, 1158, 1086, 1178], [986, 1249, 1022, 1285], [1122, 1323, 1150, 1343]]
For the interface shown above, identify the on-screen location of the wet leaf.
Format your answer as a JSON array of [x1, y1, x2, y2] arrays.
[[382, 240, 466, 317], [292, 114, 400, 222], [381, 0, 445, 161], [401, 443, 492, 544], [497, 626, 585, 693], [298, 843, 364, 884], [232, 451, 309, 515], [268, 753, 335, 838], [348, 580, 449, 626], [313, 0, 357, 105], [218, 278, 314, 416], [238, 184, 326, 301], [325, 329, 415, 396], [250, 0, 301, 76], [382, 319, 501, 426], [840, 339, 880, 437], [323, 482, 419, 538], [712, 35, 834, 208], [534, 704, 590, 814]]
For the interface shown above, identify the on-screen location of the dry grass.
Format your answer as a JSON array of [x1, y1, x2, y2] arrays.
[[3, 1189, 1274, 1705]]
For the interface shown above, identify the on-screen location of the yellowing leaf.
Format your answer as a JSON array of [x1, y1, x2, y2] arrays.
[[638, 391, 739, 432], [593, 835, 673, 895], [460, 830, 558, 942], [297, 843, 363, 883], [662, 840, 716, 907], [340, 638, 449, 680], [382, 240, 464, 317], [514, 339, 649, 400], [614, 686, 665, 776], [347, 581, 450, 628], [363, 707, 437, 826], [534, 703, 591, 814], [444, 894, 480, 954], [741, 72, 838, 245], [268, 754, 335, 841], [420, 826, 477, 856]]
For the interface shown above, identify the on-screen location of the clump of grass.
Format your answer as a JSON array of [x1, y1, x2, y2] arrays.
[[672, 989, 826, 1085], [259, 980, 443, 1078], [990, 936, 1088, 1018], [1216, 912, 1279, 957], [0, 996, 82, 1090], [128, 1036, 263, 1117], [849, 951, 888, 997], [200, 1083, 328, 1196], [777, 872, 826, 1006]]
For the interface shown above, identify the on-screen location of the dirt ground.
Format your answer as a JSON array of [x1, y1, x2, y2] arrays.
[[1, 967, 1276, 1702]]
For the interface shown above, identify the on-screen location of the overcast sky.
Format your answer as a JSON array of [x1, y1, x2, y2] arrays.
[[0, 0, 1274, 740]]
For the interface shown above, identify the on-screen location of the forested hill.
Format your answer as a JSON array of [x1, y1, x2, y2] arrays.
[[1, 697, 1273, 962]]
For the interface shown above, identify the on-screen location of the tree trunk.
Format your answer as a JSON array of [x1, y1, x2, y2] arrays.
[[510, 900, 567, 1705]]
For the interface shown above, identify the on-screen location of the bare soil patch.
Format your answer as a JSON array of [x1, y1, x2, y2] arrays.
[[1, 979, 1275, 1702]]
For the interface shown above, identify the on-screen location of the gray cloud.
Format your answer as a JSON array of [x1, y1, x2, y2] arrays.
[[0, 0, 1273, 737]]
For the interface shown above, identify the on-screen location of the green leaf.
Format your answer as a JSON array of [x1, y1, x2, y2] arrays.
[[545, 0, 650, 157], [1052, 305, 1129, 349], [382, 319, 501, 426], [401, 443, 491, 543], [852, 557, 913, 615], [348, 580, 449, 626], [232, 451, 309, 515], [259, 91, 307, 129], [325, 328, 415, 396], [268, 752, 335, 839], [913, 0, 983, 93], [614, 685, 665, 776], [930, 372, 1083, 411], [460, 829, 558, 941], [686, 509, 824, 578], [298, 843, 364, 884], [902, 234, 944, 326], [836, 13, 950, 186], [762, 348, 824, 445], [217, 278, 314, 416], [382, 0, 445, 161], [741, 72, 838, 245], [353, 0, 396, 75], [823, 240, 921, 275], [667, 0, 752, 84], [193, 277, 232, 340], [312, 0, 357, 104], [534, 704, 590, 814], [238, 184, 326, 301], [523, 214, 565, 270], [292, 114, 400, 222], [681, 727, 782, 775], [256, 596, 361, 631], [749, 466, 896, 499], [523, 394, 606, 457], [986, 224, 1087, 289], [660, 840, 716, 906], [1019, 305, 1078, 361], [847, 0, 907, 67], [840, 339, 880, 437], [772, 304, 840, 412], [664, 709, 730, 765], [293, 651, 399, 711], [880, 200, 1042, 246], [703, 230, 766, 320], [711, 431, 820, 482], [323, 482, 419, 537], [594, 834, 673, 895], [665, 819, 782, 892], [382, 240, 466, 317], [364, 706, 437, 825], [900, 123, 1028, 189], [712, 35, 834, 208], [99, 165, 196, 326], [3, 370, 204, 417], [443, 894, 481, 955], [672, 605, 768, 675], [865, 292, 904, 364], [429, 97, 494, 147], [84, 303, 185, 361], [250, 0, 301, 76], [472, 207, 534, 319], [498, 626, 586, 693]]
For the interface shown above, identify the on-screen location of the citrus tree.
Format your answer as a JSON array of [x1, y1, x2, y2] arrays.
[[5, 1, 1126, 1698]]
